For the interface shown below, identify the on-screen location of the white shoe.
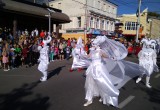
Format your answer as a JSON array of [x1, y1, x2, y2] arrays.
[[99, 98, 102, 102], [83, 100, 92, 106], [146, 83, 152, 88], [4, 69, 8, 71], [136, 77, 142, 83], [40, 76, 47, 82]]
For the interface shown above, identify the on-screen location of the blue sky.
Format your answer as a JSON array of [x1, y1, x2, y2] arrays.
[[109, 0, 160, 15]]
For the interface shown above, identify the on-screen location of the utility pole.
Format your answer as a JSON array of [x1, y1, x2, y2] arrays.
[[136, 0, 141, 43], [84, 0, 87, 44], [49, 12, 51, 35], [149, 19, 152, 38]]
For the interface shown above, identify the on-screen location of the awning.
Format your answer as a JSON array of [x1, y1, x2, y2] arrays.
[[89, 10, 116, 21], [1, 0, 71, 23], [123, 34, 145, 38], [115, 23, 123, 26]]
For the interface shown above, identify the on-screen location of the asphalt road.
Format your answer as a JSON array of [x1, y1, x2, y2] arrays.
[[0, 56, 160, 110]]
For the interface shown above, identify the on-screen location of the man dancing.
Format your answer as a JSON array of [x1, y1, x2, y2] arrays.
[[136, 38, 159, 88], [37, 35, 52, 81]]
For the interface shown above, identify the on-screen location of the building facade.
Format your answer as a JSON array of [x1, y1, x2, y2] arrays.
[[147, 17, 160, 39], [117, 8, 160, 41], [0, 0, 70, 38], [117, 8, 149, 41], [49, 0, 117, 43]]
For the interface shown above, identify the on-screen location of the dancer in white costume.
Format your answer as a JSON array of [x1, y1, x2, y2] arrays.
[[37, 36, 52, 81], [77, 35, 148, 107], [70, 37, 90, 72], [136, 38, 159, 88]]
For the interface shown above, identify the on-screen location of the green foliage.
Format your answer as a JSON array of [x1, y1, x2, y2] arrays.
[[148, 12, 160, 18]]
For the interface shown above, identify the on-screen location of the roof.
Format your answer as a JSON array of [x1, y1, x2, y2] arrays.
[[106, 0, 118, 7], [89, 10, 116, 21], [1, 0, 71, 23]]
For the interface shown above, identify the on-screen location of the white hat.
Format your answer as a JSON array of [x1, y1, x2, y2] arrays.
[[11, 48, 15, 51]]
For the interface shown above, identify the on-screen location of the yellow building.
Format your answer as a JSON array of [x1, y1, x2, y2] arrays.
[[117, 8, 148, 41], [147, 17, 160, 39]]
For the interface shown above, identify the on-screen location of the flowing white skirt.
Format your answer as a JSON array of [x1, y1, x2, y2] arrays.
[[71, 55, 90, 69], [85, 61, 119, 107]]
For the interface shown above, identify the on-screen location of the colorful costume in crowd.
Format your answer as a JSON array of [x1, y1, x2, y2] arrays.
[[136, 38, 159, 88], [37, 36, 52, 81], [73, 35, 148, 107]]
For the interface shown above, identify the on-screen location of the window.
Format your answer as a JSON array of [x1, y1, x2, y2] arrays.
[[90, 17, 94, 28], [96, 19, 100, 29], [106, 21, 109, 30], [77, 17, 81, 28], [108, 6, 111, 13], [110, 22, 113, 31], [58, 2, 61, 9], [101, 20, 105, 30], [103, 4, 106, 11], [125, 21, 138, 30], [94, 18, 97, 28], [98, 1, 101, 10]]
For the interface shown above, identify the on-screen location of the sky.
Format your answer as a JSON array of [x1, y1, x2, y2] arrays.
[[35, 0, 160, 15], [108, 0, 160, 15]]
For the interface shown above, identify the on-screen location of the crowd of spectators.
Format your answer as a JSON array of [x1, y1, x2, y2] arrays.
[[0, 27, 92, 71], [1, 27, 141, 72]]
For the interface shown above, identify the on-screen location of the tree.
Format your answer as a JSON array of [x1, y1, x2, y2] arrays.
[[148, 12, 160, 18]]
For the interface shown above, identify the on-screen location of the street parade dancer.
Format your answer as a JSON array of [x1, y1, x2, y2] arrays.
[[37, 35, 52, 81], [136, 38, 159, 88], [70, 37, 90, 72], [74, 35, 148, 108]]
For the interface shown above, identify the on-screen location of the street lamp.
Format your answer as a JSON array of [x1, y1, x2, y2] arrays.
[[148, 18, 152, 38], [45, 8, 55, 35], [136, 0, 141, 43], [84, 0, 88, 44]]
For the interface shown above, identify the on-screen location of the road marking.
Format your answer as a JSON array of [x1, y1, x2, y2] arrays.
[[118, 95, 135, 109], [155, 74, 160, 78], [0, 75, 35, 77]]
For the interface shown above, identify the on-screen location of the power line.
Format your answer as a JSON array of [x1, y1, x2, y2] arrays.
[[111, 0, 138, 11], [72, 0, 118, 16]]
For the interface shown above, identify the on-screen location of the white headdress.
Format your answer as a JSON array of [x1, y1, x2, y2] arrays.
[[141, 38, 156, 49], [42, 36, 52, 47], [141, 38, 148, 48], [38, 36, 52, 51], [92, 35, 128, 60], [76, 37, 84, 48]]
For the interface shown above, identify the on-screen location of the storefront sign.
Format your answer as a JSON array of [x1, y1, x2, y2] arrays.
[[92, 29, 101, 35]]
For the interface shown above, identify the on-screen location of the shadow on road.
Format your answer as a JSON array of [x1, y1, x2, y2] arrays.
[[47, 66, 65, 80], [143, 87, 160, 104], [0, 81, 50, 110]]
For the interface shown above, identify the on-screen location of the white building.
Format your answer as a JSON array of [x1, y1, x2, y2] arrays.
[[49, 0, 117, 42]]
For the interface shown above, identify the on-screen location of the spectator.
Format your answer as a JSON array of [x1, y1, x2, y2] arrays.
[[10, 48, 16, 69], [2, 47, 9, 71], [14, 44, 22, 67], [22, 45, 28, 66], [40, 30, 45, 39], [65, 45, 71, 60], [49, 43, 54, 62], [32, 41, 39, 65], [67, 38, 71, 47], [54, 46, 59, 60]]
